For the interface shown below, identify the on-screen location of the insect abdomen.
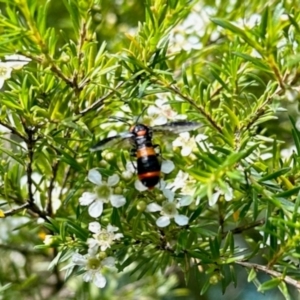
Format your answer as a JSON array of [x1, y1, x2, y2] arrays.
[[136, 146, 160, 189]]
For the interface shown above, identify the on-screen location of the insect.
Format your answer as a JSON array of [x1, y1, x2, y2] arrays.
[[91, 121, 201, 189]]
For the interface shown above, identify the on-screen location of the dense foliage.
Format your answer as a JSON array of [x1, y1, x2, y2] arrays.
[[0, 0, 300, 299]]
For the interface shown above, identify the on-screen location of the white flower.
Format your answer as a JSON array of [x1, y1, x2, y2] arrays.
[[147, 187, 191, 227], [173, 132, 207, 156], [87, 222, 123, 251], [147, 98, 186, 126], [0, 55, 31, 88], [79, 169, 126, 218], [72, 251, 115, 288], [134, 159, 175, 192], [166, 170, 189, 191], [208, 184, 233, 206]]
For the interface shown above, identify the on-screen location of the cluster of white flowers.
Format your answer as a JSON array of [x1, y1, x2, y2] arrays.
[[172, 132, 208, 156], [147, 97, 186, 126], [71, 221, 123, 288]]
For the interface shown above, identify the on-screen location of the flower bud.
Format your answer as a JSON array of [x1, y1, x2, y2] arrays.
[[137, 200, 147, 212]]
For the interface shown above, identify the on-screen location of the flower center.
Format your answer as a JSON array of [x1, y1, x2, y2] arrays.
[[94, 183, 111, 202], [95, 230, 111, 242], [162, 202, 177, 217], [86, 257, 101, 270], [0, 66, 8, 77]]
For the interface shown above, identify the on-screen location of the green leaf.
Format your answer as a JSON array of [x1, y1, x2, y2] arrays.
[[210, 18, 263, 52], [233, 52, 271, 72], [258, 167, 290, 182], [0, 147, 24, 165], [258, 277, 282, 292], [222, 104, 239, 128], [276, 186, 300, 198], [62, 0, 80, 34], [247, 268, 257, 282], [66, 221, 87, 241], [259, 6, 269, 39], [0, 283, 12, 293], [200, 278, 211, 295]]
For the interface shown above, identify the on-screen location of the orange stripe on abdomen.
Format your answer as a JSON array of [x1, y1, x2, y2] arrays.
[[136, 147, 156, 159], [138, 171, 161, 180]]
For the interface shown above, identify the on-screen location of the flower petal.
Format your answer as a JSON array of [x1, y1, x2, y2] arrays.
[[153, 115, 167, 125], [88, 246, 98, 256], [134, 179, 148, 191], [179, 132, 190, 141], [110, 194, 126, 207], [108, 174, 120, 186], [209, 191, 220, 206], [174, 214, 189, 226], [181, 146, 192, 157], [5, 54, 31, 62], [156, 216, 171, 227], [147, 203, 162, 212], [161, 160, 175, 174], [179, 195, 193, 207], [83, 271, 93, 283], [72, 253, 86, 265], [93, 272, 106, 288], [79, 192, 97, 206], [87, 238, 98, 249], [88, 169, 102, 185], [88, 200, 104, 218], [107, 224, 118, 232], [89, 221, 101, 233], [114, 233, 124, 240], [126, 161, 136, 173], [147, 105, 159, 116], [224, 186, 233, 201], [172, 137, 183, 147], [102, 256, 115, 267], [195, 134, 208, 142], [162, 188, 175, 202]]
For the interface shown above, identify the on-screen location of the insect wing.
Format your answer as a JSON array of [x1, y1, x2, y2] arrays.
[[152, 121, 202, 134], [90, 132, 134, 152]]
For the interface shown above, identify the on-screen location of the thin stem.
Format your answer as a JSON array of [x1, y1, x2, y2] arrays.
[[24, 126, 35, 205], [78, 81, 125, 117], [166, 84, 223, 134], [47, 161, 59, 216], [0, 120, 27, 141], [3, 202, 30, 216], [236, 261, 300, 289]]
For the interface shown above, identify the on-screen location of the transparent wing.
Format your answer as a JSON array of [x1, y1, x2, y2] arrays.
[[90, 132, 134, 152], [152, 121, 202, 134]]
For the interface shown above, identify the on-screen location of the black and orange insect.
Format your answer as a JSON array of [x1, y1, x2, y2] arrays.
[[91, 121, 201, 189]]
